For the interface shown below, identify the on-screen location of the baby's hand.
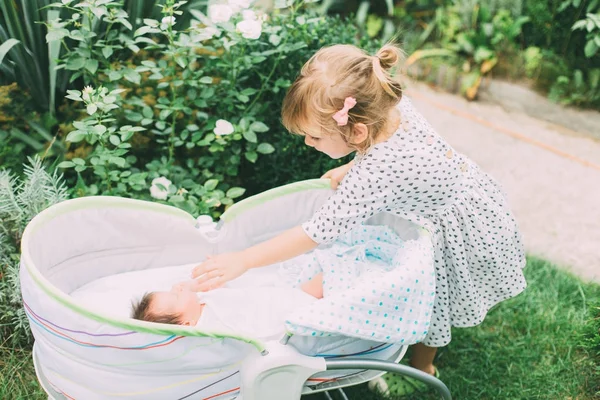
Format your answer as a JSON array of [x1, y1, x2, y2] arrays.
[[191, 252, 248, 291]]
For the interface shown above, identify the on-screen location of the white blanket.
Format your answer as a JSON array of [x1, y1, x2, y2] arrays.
[[197, 287, 316, 340]]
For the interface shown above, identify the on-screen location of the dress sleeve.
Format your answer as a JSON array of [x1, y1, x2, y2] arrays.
[[302, 145, 463, 244]]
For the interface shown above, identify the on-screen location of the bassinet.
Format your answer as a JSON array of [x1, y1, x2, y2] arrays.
[[20, 179, 451, 400]]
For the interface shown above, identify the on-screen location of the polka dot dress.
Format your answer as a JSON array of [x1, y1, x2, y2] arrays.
[[302, 96, 527, 347]]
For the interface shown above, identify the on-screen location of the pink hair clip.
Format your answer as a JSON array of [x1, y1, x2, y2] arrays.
[[332, 97, 357, 126]]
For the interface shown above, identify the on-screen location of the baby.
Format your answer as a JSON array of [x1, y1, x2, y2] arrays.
[[131, 273, 324, 336]]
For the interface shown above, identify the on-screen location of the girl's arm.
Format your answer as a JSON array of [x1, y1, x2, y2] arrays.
[[242, 225, 318, 269], [190, 225, 318, 290]]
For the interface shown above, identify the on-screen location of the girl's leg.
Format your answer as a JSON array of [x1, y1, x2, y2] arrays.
[[410, 343, 437, 375], [300, 273, 324, 299]]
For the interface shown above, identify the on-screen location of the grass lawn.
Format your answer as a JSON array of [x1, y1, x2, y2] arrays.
[[2, 258, 599, 400]]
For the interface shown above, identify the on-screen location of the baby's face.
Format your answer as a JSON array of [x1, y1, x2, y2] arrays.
[[151, 288, 200, 326]]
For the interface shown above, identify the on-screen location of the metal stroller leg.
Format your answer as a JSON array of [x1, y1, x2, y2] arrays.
[[337, 388, 349, 400], [325, 358, 452, 400]]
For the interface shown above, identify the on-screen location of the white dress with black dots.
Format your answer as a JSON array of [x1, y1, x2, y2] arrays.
[[302, 96, 527, 347]]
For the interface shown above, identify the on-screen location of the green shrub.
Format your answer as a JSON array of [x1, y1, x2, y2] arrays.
[[0, 0, 208, 113], [44, 0, 372, 216], [0, 156, 69, 347], [549, 68, 600, 107]]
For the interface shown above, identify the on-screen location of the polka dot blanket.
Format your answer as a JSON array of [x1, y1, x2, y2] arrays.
[[281, 225, 435, 344]]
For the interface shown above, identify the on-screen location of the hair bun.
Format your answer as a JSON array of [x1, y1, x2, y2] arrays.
[[376, 44, 401, 70]]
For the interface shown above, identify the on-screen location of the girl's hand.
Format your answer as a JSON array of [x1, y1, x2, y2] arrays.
[[190, 252, 248, 291], [321, 160, 354, 189]]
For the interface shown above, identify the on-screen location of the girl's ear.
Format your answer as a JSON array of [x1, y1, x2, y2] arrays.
[[351, 123, 369, 145]]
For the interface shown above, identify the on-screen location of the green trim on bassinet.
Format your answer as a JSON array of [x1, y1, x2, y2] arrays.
[[220, 179, 332, 222], [21, 181, 333, 352], [21, 196, 268, 352]]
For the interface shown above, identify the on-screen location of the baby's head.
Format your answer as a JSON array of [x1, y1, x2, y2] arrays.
[[131, 289, 202, 326], [281, 43, 404, 158]]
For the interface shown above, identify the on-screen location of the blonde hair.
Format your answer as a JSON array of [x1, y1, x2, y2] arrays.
[[281, 43, 404, 153]]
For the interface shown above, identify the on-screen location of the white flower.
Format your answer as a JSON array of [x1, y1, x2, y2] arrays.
[[214, 119, 234, 136], [150, 177, 172, 200], [228, 0, 253, 11], [242, 9, 257, 21], [208, 4, 233, 24], [236, 19, 262, 39], [161, 16, 176, 27], [82, 85, 93, 101]]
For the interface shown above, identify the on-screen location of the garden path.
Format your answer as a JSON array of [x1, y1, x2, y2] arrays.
[[406, 81, 600, 282]]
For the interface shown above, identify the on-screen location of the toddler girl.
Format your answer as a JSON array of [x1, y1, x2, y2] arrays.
[[191, 43, 527, 395]]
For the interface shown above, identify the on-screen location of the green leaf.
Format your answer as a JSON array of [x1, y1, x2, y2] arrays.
[[243, 130, 257, 143], [143, 19, 160, 27], [199, 76, 213, 84], [57, 161, 75, 168], [93, 124, 107, 135], [159, 109, 172, 120], [585, 40, 598, 57], [572, 20, 587, 31], [109, 156, 126, 167], [87, 103, 98, 115], [126, 112, 143, 122], [66, 57, 85, 70], [66, 131, 86, 143], [250, 121, 269, 132], [241, 88, 257, 96], [143, 106, 153, 119], [71, 158, 85, 166], [108, 70, 122, 81], [73, 121, 88, 130], [245, 151, 258, 163], [46, 28, 69, 42], [124, 69, 141, 84], [257, 143, 275, 154], [169, 195, 186, 204], [65, 90, 82, 101], [226, 187, 246, 199], [0, 39, 20, 67], [109, 135, 121, 146], [269, 34, 281, 46], [134, 25, 154, 37], [175, 56, 187, 68], [102, 47, 114, 58], [69, 30, 85, 41], [85, 59, 99, 74], [204, 179, 219, 191]]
